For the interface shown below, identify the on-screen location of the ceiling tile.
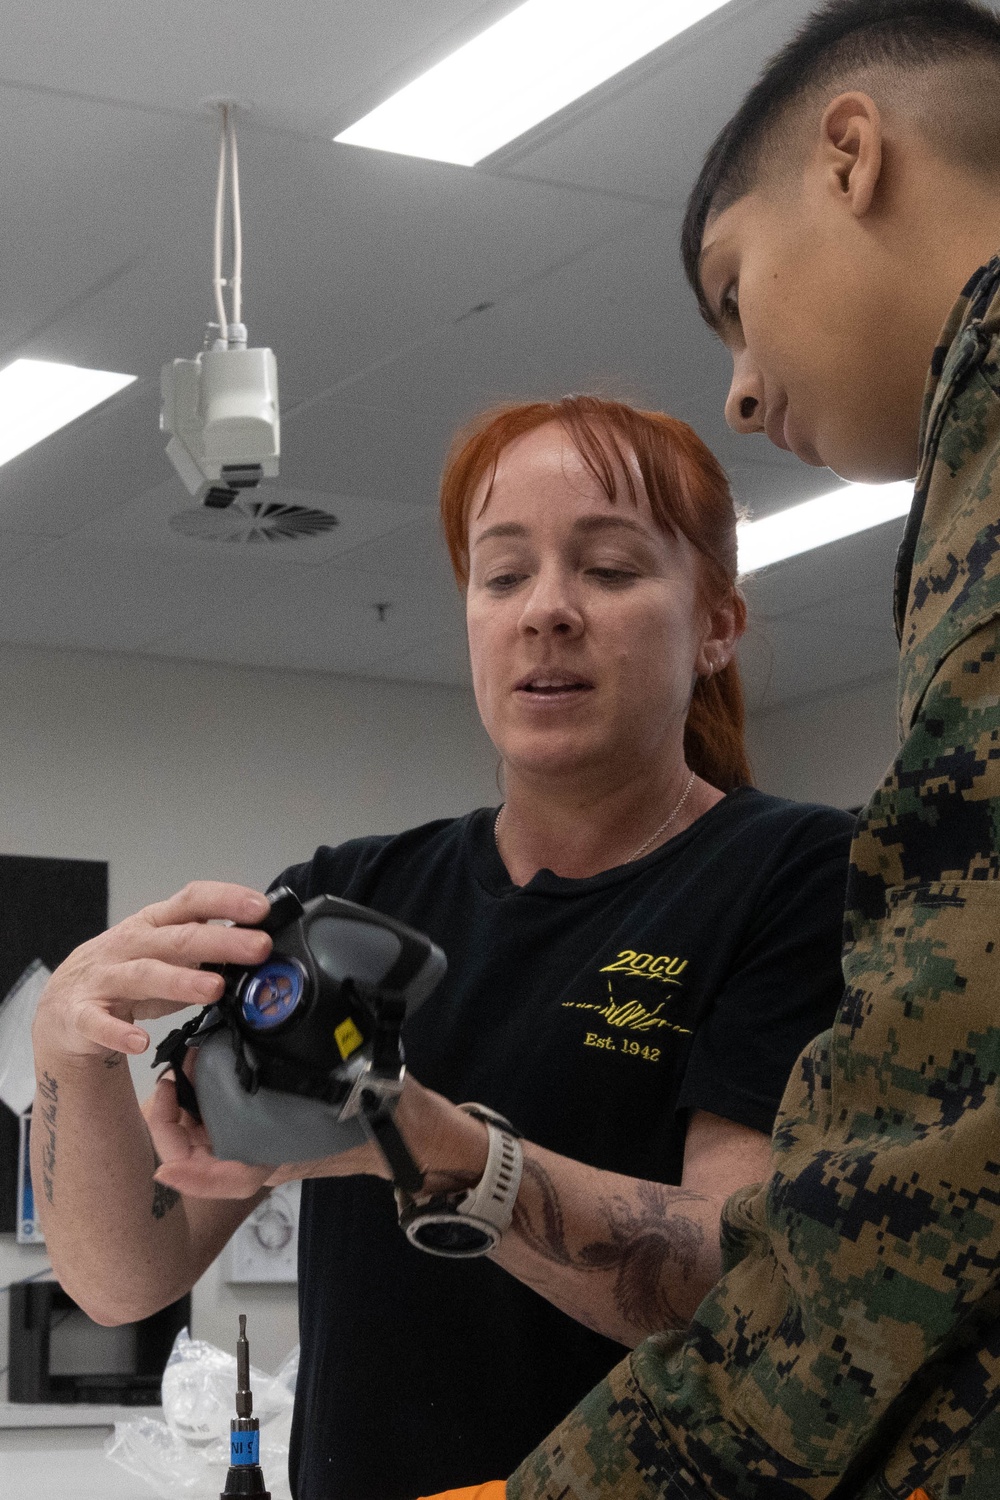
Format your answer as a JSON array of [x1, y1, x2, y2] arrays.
[[0, 534, 235, 654], [0, 2, 516, 134], [0, 532, 51, 569], [497, 0, 812, 200], [382, 625, 473, 689], [152, 553, 465, 676], [740, 581, 899, 713], [0, 381, 163, 538], [742, 516, 904, 622]]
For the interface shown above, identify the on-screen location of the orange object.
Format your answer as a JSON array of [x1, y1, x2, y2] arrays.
[[417, 1484, 505, 1500], [417, 1481, 938, 1500]]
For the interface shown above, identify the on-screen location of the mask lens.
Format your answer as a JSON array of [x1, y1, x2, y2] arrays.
[[241, 958, 306, 1031]]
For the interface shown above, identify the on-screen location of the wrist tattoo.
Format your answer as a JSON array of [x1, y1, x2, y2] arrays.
[[102, 1051, 126, 1069], [513, 1159, 705, 1335], [150, 1146, 181, 1220], [38, 1072, 59, 1206]]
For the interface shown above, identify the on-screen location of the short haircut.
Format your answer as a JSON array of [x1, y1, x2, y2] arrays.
[[681, 0, 1000, 314]]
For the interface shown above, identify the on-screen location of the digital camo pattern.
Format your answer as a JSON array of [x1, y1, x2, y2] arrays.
[[507, 260, 1000, 1500]]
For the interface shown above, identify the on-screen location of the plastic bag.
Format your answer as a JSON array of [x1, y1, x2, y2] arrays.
[[104, 1327, 298, 1498]]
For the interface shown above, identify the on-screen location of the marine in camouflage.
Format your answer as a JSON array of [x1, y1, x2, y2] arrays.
[[506, 257, 1000, 1500]]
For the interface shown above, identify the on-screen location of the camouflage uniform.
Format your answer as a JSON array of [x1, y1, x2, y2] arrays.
[[507, 256, 1000, 1500]]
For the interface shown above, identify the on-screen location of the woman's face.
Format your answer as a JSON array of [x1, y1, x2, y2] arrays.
[[466, 423, 735, 789]]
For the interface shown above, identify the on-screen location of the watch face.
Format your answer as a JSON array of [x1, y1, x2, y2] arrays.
[[405, 1212, 499, 1258], [241, 957, 307, 1031]]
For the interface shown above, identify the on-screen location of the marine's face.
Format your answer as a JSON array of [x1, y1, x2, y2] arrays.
[[465, 424, 725, 787], [698, 188, 923, 481]]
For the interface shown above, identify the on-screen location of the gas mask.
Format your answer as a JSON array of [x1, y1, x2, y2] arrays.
[[154, 887, 446, 1192]]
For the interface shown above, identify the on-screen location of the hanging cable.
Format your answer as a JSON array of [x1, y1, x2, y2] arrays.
[[212, 105, 229, 345], [229, 109, 243, 334], [211, 104, 246, 347]]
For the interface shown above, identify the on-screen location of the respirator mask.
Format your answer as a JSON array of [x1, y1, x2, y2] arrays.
[[154, 887, 446, 1194]]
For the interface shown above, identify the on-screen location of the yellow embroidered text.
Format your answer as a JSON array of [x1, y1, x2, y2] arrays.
[[599, 949, 689, 984]]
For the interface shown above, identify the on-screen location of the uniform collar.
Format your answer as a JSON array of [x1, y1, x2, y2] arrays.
[[893, 253, 1000, 642]]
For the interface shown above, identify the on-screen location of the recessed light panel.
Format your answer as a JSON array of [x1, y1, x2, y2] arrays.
[[335, 0, 734, 166], [737, 482, 914, 576], [0, 359, 136, 469]]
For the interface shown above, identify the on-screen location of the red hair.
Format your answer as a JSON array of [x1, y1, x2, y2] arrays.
[[439, 395, 752, 792]]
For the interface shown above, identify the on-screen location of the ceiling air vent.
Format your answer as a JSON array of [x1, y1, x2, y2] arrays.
[[169, 497, 339, 544]]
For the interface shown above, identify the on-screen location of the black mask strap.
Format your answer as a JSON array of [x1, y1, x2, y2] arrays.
[[152, 1007, 224, 1124], [357, 1089, 424, 1195]]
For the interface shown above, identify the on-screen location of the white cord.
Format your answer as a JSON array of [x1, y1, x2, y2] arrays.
[[212, 105, 229, 344], [229, 109, 243, 330], [209, 104, 247, 347]]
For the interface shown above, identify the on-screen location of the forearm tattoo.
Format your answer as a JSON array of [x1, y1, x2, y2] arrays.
[[38, 1072, 59, 1205], [150, 1146, 181, 1220], [512, 1158, 706, 1336], [102, 1051, 125, 1069]]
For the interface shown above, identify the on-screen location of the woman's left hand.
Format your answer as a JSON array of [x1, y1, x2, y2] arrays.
[[145, 1067, 388, 1199], [145, 1066, 487, 1200]]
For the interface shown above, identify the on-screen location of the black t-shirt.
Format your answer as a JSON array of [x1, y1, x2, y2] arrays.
[[282, 788, 854, 1500]]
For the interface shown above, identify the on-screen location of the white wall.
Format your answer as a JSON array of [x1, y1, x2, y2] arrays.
[[746, 670, 899, 809], [0, 643, 498, 1390]]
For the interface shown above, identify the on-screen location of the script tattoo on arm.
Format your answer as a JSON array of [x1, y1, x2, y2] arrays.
[[38, 1072, 59, 1205], [102, 1051, 125, 1069], [512, 1157, 705, 1336], [149, 1147, 181, 1220]]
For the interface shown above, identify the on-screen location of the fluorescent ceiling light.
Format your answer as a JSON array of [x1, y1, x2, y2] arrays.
[[0, 358, 136, 468], [737, 481, 914, 576], [335, 0, 733, 166]]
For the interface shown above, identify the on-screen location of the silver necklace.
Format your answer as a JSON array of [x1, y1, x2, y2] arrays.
[[494, 768, 697, 866]]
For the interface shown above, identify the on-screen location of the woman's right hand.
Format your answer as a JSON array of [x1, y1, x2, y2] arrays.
[[32, 881, 274, 1061]]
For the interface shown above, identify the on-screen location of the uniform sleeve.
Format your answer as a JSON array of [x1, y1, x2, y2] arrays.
[[506, 624, 1000, 1498], [676, 809, 853, 1136]]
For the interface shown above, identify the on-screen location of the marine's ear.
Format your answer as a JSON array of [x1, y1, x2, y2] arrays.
[[816, 91, 884, 219]]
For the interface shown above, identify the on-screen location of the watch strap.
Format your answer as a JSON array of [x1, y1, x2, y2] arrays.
[[396, 1102, 523, 1258], [454, 1114, 523, 1233]]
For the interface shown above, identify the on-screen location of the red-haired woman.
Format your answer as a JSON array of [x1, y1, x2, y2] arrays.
[[33, 398, 853, 1500]]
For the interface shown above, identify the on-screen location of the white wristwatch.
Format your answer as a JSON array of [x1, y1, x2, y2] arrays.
[[396, 1103, 523, 1258]]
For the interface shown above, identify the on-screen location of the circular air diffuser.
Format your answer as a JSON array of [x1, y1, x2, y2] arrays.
[[170, 497, 339, 544]]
